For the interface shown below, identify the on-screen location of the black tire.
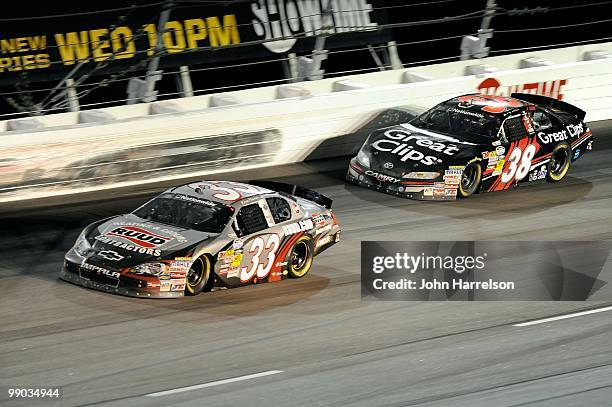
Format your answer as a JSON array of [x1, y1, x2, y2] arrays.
[[185, 255, 213, 296], [546, 142, 571, 182], [286, 236, 314, 278], [458, 162, 482, 198]]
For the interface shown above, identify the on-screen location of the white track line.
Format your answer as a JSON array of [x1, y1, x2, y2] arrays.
[[513, 306, 612, 327], [145, 370, 283, 397]]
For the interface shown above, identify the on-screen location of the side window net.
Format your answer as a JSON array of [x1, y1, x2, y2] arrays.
[[266, 197, 292, 224], [503, 116, 529, 141], [236, 203, 268, 235]]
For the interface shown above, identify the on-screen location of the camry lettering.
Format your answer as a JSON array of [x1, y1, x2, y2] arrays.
[[365, 170, 400, 183]]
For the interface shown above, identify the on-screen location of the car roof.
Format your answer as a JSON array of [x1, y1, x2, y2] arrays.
[[450, 94, 527, 116], [168, 181, 274, 206]]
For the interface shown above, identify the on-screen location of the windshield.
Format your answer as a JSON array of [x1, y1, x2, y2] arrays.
[[411, 101, 502, 142], [133, 193, 233, 233]]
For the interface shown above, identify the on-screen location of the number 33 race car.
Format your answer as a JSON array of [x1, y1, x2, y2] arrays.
[[61, 181, 341, 298], [347, 93, 593, 200]]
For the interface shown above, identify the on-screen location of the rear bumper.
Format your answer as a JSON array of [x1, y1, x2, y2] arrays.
[[346, 158, 456, 201], [60, 258, 184, 299]]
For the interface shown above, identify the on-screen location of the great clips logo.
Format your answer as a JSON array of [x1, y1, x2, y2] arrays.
[[477, 77, 567, 100], [106, 226, 171, 248], [370, 129, 459, 166]]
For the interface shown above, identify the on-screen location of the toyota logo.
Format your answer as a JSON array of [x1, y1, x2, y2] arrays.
[[383, 162, 394, 169]]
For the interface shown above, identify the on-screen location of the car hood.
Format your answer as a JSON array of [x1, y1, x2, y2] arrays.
[[362, 123, 485, 177], [85, 214, 219, 268]]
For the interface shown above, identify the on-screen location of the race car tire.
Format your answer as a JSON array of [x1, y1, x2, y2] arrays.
[[185, 255, 212, 296], [458, 162, 482, 198], [287, 235, 314, 279], [547, 142, 571, 182]]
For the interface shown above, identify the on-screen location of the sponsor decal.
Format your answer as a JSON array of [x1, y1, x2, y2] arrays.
[[383, 162, 394, 169], [315, 224, 332, 235], [444, 188, 457, 197], [495, 146, 505, 155], [482, 151, 497, 159], [423, 187, 434, 197], [370, 129, 459, 166], [170, 279, 185, 291], [282, 219, 314, 235], [97, 250, 124, 261], [573, 149, 581, 160], [433, 182, 445, 198], [312, 213, 326, 227], [111, 221, 187, 243], [226, 267, 241, 278], [567, 123, 584, 138], [538, 129, 568, 144], [218, 249, 244, 267], [529, 165, 548, 182], [477, 77, 567, 100], [173, 194, 217, 207], [232, 239, 243, 250], [335, 231, 341, 242], [365, 170, 400, 183], [80, 261, 121, 279], [587, 140, 593, 151], [442, 170, 463, 188], [160, 281, 171, 292], [106, 226, 171, 248], [448, 107, 484, 118], [94, 236, 162, 256], [316, 235, 334, 249], [493, 159, 505, 176]]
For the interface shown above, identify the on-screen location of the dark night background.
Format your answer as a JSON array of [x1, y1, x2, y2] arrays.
[[0, 0, 610, 117]]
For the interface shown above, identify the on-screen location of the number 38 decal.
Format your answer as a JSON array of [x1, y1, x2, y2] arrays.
[[501, 144, 537, 183], [240, 234, 281, 282]]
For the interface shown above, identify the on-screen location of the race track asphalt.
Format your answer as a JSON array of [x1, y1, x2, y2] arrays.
[[1, 122, 612, 407]]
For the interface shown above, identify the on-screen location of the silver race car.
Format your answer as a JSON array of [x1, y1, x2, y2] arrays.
[[61, 180, 341, 298]]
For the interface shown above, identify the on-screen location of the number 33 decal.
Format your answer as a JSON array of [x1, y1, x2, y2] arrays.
[[501, 144, 536, 183], [240, 234, 280, 282]]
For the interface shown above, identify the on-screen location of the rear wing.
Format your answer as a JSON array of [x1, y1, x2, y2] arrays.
[[249, 180, 333, 209], [511, 93, 586, 121]]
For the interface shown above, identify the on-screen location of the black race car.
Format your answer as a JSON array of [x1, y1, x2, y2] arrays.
[[347, 93, 593, 200]]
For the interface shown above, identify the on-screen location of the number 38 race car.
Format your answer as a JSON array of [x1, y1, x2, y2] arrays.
[[60, 181, 341, 298], [347, 93, 593, 200]]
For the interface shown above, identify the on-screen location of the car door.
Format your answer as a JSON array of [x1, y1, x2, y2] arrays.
[[486, 112, 541, 191], [220, 199, 284, 286]]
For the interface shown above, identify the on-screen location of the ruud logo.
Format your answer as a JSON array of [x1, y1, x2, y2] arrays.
[[251, 0, 378, 53], [106, 226, 171, 248]]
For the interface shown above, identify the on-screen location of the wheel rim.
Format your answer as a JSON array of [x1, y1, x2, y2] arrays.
[[186, 258, 205, 289], [460, 164, 480, 195], [291, 242, 309, 271], [550, 147, 569, 177]]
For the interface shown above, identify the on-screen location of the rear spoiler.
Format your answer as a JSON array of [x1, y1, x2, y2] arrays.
[[511, 93, 586, 121], [249, 180, 333, 209]]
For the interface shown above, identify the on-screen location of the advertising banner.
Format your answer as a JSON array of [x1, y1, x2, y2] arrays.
[[0, 0, 390, 85]]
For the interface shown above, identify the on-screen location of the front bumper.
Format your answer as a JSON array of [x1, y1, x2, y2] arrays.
[[346, 158, 458, 201], [60, 256, 184, 299]]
